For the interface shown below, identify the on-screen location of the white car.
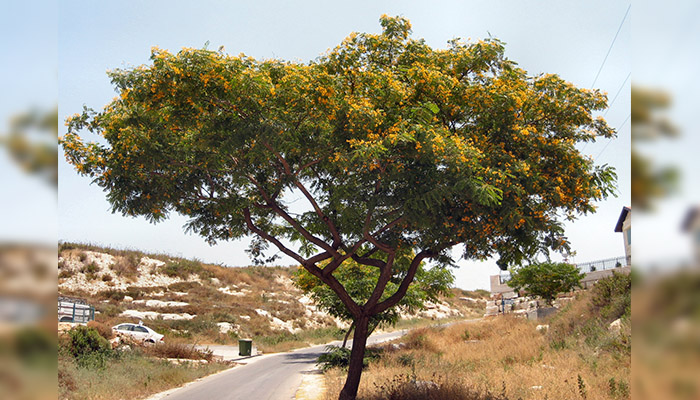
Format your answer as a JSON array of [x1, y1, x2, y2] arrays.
[[112, 322, 164, 344]]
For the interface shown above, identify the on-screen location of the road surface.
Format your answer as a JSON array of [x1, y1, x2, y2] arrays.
[[153, 329, 409, 400]]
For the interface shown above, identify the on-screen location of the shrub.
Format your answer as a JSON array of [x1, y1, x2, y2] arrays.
[[59, 269, 73, 279], [64, 326, 113, 368], [80, 262, 98, 274], [87, 321, 114, 340], [161, 259, 204, 279], [95, 303, 123, 318], [77, 252, 88, 262], [317, 345, 382, 371], [168, 281, 201, 292], [590, 272, 631, 321], [110, 254, 140, 277], [59, 242, 77, 252], [317, 345, 351, 371], [99, 288, 126, 301], [365, 374, 510, 400], [143, 341, 214, 361]]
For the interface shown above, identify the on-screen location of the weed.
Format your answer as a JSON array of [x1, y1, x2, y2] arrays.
[[608, 377, 630, 399], [577, 374, 587, 399], [59, 269, 73, 279], [461, 329, 471, 340], [80, 262, 98, 274], [398, 354, 415, 367]]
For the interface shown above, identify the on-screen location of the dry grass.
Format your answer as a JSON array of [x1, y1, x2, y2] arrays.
[[58, 351, 228, 400], [143, 341, 214, 361], [325, 294, 630, 400]]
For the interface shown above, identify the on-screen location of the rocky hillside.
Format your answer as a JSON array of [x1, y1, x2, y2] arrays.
[[57, 243, 485, 343]]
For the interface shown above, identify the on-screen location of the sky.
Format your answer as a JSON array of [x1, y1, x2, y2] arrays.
[[55, 1, 633, 290]]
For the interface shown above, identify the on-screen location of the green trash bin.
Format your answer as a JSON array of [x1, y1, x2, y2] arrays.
[[238, 339, 253, 356]]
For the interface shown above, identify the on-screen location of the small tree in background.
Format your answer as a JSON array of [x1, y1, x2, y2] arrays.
[[294, 250, 453, 347], [508, 262, 584, 305]]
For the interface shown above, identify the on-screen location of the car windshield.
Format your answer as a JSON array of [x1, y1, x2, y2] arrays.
[[117, 325, 133, 331]]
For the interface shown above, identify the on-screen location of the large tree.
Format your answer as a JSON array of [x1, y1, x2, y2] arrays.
[[61, 16, 616, 399]]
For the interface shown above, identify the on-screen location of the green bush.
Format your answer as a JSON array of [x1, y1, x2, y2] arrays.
[[590, 272, 631, 321], [317, 345, 382, 371], [64, 326, 113, 368], [161, 259, 204, 279], [80, 262, 98, 274], [99, 289, 126, 301]]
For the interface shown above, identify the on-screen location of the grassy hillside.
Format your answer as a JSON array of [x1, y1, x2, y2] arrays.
[[58, 242, 484, 352], [322, 272, 631, 400]]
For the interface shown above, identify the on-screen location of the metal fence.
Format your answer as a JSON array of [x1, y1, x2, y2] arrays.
[[58, 299, 94, 323], [575, 256, 629, 273], [498, 255, 629, 284]]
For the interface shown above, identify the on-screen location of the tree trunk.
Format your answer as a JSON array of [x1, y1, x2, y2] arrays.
[[342, 321, 355, 348], [338, 315, 370, 400]]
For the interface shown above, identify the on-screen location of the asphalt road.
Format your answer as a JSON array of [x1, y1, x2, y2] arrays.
[[154, 329, 409, 400]]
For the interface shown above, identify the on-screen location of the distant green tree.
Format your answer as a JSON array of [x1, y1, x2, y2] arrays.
[[508, 262, 584, 305], [294, 251, 453, 346]]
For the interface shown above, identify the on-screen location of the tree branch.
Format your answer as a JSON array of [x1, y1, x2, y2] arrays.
[[364, 253, 395, 309], [260, 141, 343, 249], [369, 251, 430, 315], [242, 208, 306, 265]]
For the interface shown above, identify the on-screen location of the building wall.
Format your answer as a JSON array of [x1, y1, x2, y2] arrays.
[[622, 212, 631, 265]]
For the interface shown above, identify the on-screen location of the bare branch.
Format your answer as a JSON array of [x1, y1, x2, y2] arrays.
[[260, 141, 343, 248], [370, 251, 430, 315], [242, 208, 306, 265], [364, 253, 395, 309]]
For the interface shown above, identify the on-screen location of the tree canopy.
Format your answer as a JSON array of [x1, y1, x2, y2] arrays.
[[507, 261, 584, 305], [61, 15, 617, 399]]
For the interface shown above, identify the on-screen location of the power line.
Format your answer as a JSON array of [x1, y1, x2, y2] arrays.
[[595, 113, 631, 162], [591, 4, 631, 88], [603, 72, 631, 117], [580, 70, 631, 153]]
